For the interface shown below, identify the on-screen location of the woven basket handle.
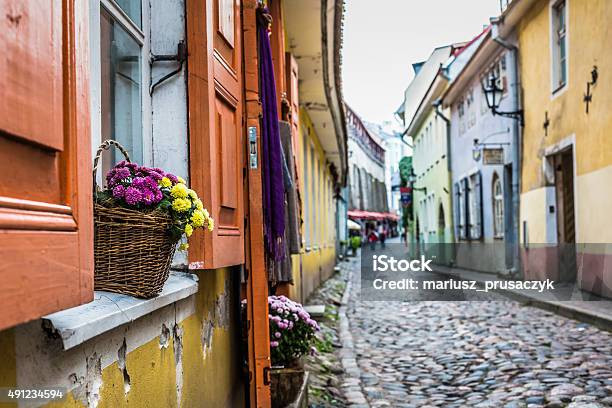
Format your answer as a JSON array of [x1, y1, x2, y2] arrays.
[[93, 139, 131, 192]]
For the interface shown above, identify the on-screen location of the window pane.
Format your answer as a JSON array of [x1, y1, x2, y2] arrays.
[[101, 8, 143, 173], [114, 0, 142, 28], [559, 38, 567, 84]]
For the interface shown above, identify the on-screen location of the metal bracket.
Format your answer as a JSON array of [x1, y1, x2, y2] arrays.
[[248, 127, 258, 169], [149, 41, 187, 95], [584, 65, 598, 114], [263, 366, 271, 386]]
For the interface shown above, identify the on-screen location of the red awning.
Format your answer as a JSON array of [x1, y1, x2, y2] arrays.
[[385, 212, 400, 221], [348, 210, 398, 221]]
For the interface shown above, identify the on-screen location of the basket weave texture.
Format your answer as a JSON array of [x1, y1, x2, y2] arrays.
[[93, 140, 178, 298]]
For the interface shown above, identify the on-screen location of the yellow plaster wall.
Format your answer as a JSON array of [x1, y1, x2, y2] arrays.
[[518, 0, 612, 242], [0, 267, 244, 408], [519, 187, 549, 244], [575, 166, 612, 243], [290, 108, 337, 303], [411, 108, 453, 244]]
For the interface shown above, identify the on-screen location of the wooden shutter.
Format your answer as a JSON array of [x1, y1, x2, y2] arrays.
[[268, 0, 286, 113], [186, 0, 245, 269], [453, 182, 461, 240], [461, 178, 468, 240], [0, 0, 93, 330], [285, 53, 299, 163]]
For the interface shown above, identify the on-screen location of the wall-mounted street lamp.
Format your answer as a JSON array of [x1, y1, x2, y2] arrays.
[[482, 73, 523, 126], [584, 65, 598, 114]]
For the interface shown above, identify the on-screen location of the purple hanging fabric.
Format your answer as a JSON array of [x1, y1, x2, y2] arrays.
[[257, 7, 285, 260]]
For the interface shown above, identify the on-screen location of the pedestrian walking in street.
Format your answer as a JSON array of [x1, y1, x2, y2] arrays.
[[379, 230, 386, 249], [368, 230, 378, 250]]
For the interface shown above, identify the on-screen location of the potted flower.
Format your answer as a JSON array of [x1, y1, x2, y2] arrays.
[[268, 295, 319, 407], [93, 140, 213, 298]]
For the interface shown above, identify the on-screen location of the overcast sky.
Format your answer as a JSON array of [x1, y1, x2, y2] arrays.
[[342, 1, 501, 127]]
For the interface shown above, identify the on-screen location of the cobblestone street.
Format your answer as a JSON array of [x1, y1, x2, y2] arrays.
[[339, 252, 612, 408]]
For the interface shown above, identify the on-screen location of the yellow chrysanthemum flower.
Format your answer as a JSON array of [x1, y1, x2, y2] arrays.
[[207, 217, 214, 232], [172, 198, 191, 212], [184, 224, 193, 237], [159, 177, 172, 188], [178, 242, 189, 251], [177, 176, 186, 184], [191, 210, 205, 228], [170, 183, 188, 199], [194, 198, 204, 211], [187, 189, 198, 200], [202, 208, 209, 218]]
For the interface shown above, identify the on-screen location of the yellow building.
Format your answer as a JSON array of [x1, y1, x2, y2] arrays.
[[282, 0, 348, 303], [497, 0, 612, 298], [290, 108, 342, 302]]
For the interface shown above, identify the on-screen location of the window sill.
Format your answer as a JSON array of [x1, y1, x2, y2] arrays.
[[551, 83, 567, 98], [42, 272, 199, 350]]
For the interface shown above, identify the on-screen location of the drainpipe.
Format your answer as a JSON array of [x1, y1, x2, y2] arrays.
[[491, 19, 522, 278], [433, 98, 454, 265]]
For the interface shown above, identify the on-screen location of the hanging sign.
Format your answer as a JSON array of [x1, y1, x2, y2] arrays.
[[483, 148, 504, 165], [400, 187, 412, 206]]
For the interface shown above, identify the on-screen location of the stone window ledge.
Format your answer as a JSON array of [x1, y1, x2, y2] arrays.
[[42, 272, 199, 350]]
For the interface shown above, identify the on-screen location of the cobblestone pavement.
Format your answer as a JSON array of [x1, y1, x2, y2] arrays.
[[341, 252, 612, 408], [304, 265, 349, 407]]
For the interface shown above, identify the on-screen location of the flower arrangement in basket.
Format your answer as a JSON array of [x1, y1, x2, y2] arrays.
[[268, 295, 320, 367], [93, 140, 213, 298]]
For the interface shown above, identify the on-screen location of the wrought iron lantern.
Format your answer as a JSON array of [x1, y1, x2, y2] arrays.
[[481, 72, 523, 125]]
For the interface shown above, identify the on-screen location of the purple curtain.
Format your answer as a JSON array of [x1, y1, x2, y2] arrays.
[[257, 7, 285, 260]]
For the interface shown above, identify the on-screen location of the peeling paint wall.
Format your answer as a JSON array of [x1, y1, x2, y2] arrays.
[[0, 268, 245, 408]]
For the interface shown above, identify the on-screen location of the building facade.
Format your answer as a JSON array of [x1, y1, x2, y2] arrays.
[[0, 1, 347, 407], [498, 0, 612, 298], [401, 45, 462, 263], [367, 122, 410, 219], [443, 29, 521, 275], [346, 106, 389, 215]]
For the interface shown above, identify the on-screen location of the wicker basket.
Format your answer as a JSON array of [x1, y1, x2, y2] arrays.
[[93, 140, 178, 298]]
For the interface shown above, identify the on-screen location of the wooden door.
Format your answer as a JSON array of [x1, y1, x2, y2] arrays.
[[554, 148, 576, 282], [186, 0, 245, 269], [0, 0, 93, 330]]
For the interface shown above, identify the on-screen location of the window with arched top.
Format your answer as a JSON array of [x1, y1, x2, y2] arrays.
[[492, 174, 504, 238]]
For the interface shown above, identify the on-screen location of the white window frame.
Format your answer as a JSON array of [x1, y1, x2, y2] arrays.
[[492, 174, 504, 239], [467, 172, 483, 240], [90, 0, 152, 173], [550, 0, 569, 97]]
